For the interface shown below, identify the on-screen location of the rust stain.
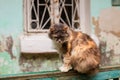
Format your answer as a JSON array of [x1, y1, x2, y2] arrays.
[[5, 36, 16, 59], [110, 31, 120, 37], [0, 41, 3, 52], [92, 17, 101, 37]]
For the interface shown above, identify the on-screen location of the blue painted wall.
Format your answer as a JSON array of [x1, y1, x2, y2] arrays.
[[0, 0, 23, 35], [0, 0, 23, 74], [0, 0, 120, 76], [91, 0, 111, 17]]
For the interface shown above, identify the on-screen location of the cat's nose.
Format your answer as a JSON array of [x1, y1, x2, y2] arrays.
[[58, 39, 62, 43]]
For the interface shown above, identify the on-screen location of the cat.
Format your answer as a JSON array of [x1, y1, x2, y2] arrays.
[[48, 23, 101, 74]]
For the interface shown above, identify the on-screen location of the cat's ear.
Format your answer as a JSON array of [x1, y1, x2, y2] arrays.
[[49, 26, 55, 32], [63, 25, 69, 31], [50, 27, 54, 31]]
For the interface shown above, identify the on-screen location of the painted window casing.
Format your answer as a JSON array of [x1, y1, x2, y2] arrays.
[[21, 0, 90, 53], [24, 0, 82, 32]]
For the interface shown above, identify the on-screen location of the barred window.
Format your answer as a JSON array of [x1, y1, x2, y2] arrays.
[[24, 0, 81, 33], [22, 0, 90, 53]]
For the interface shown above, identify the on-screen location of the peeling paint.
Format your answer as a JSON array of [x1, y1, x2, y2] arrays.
[[110, 31, 120, 37], [0, 35, 6, 52], [19, 54, 62, 72], [5, 36, 16, 59], [92, 17, 101, 37], [0, 41, 3, 52], [0, 0, 120, 76], [92, 7, 120, 66], [99, 8, 120, 33]]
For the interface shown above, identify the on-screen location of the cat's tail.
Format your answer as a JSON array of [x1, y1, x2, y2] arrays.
[[86, 66, 99, 76]]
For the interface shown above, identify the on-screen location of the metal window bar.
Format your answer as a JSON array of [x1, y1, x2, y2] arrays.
[[28, 0, 80, 32]]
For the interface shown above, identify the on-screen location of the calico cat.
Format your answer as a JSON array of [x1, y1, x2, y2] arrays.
[[48, 23, 101, 74]]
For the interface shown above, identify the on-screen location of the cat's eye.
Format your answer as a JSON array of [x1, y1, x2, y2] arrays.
[[52, 34, 58, 37]]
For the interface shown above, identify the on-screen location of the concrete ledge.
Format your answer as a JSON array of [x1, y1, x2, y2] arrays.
[[1, 67, 120, 80], [20, 34, 57, 53]]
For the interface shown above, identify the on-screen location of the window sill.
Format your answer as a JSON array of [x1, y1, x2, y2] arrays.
[[20, 33, 57, 54]]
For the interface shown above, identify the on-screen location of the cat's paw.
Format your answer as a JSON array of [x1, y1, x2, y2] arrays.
[[59, 65, 72, 72]]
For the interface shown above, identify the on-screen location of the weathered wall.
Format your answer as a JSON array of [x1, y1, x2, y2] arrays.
[[0, 0, 23, 74], [0, 0, 120, 75], [91, 0, 120, 66], [0, 0, 61, 75]]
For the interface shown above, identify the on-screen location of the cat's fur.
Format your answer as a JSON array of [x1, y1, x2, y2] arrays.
[[48, 23, 101, 74]]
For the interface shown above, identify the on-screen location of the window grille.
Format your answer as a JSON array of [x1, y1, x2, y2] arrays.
[[26, 0, 80, 32]]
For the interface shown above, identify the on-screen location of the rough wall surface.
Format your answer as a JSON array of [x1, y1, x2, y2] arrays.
[[0, 0, 120, 75]]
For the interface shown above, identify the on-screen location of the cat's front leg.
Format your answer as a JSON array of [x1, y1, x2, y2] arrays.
[[59, 53, 72, 72], [59, 64, 72, 72]]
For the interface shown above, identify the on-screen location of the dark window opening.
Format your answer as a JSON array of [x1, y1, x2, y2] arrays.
[[30, 0, 80, 31]]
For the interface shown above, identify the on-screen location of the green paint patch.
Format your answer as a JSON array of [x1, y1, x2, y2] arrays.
[[0, 52, 20, 74], [1, 70, 120, 80], [0, 52, 11, 60]]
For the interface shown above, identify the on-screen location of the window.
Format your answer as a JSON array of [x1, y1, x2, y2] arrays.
[[24, 0, 81, 33], [21, 0, 90, 53], [112, 0, 120, 6]]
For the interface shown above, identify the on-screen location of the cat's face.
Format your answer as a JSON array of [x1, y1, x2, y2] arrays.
[[49, 23, 69, 43]]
